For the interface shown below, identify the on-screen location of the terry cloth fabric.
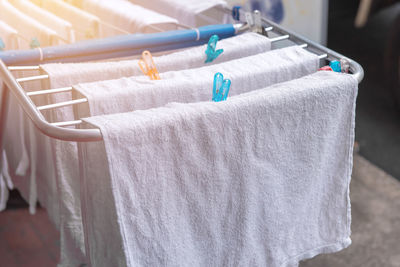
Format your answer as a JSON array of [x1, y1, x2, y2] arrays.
[[0, 150, 14, 211], [9, 0, 75, 43], [0, 0, 60, 48], [0, 20, 19, 50], [39, 32, 271, 267], [75, 45, 319, 266], [0, 22, 19, 211], [0, 0, 60, 219], [75, 46, 318, 117], [128, 0, 228, 27], [80, 71, 358, 267], [31, 0, 100, 41], [80, 0, 178, 36]]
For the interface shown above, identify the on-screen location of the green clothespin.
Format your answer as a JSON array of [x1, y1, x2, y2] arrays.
[[0, 38, 5, 51], [30, 37, 40, 49]]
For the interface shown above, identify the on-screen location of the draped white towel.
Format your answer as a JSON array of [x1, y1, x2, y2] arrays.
[[39, 33, 271, 267], [75, 45, 319, 266], [81, 0, 178, 37], [0, 0, 60, 218], [128, 0, 228, 27], [81, 71, 358, 267]]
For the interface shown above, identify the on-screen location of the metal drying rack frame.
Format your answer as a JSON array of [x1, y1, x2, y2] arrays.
[[0, 9, 364, 143]]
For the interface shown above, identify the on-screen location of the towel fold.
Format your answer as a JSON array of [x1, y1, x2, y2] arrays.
[[128, 0, 228, 27], [9, 0, 75, 43], [0, 0, 60, 218], [81, 71, 358, 267], [0, 20, 19, 50], [81, 0, 178, 36], [31, 0, 100, 40], [75, 46, 319, 117], [0, 0, 60, 48], [39, 32, 271, 267]]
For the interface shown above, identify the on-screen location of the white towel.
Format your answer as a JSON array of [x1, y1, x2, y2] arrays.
[[0, 22, 19, 211], [39, 32, 271, 267], [0, 20, 19, 50], [0, 0, 60, 48], [75, 45, 319, 266], [81, 71, 358, 267], [128, 0, 228, 27], [9, 0, 75, 43], [75, 46, 318, 117], [80, 0, 178, 36], [0, 150, 14, 211], [31, 0, 100, 40], [0, 0, 61, 217]]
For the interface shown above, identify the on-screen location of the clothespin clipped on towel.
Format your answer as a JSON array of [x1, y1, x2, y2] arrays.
[[30, 37, 40, 49], [212, 72, 231, 102], [205, 35, 224, 63], [0, 38, 5, 51], [319, 58, 350, 73], [139, 50, 160, 80]]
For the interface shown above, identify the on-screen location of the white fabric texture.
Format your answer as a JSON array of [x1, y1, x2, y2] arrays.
[[0, 22, 19, 211], [76, 46, 319, 267], [81, 71, 358, 267], [0, 20, 19, 50], [31, 0, 100, 40], [9, 0, 75, 43], [0, 150, 14, 211], [75, 46, 318, 117], [0, 0, 60, 217], [81, 0, 178, 36], [0, 0, 60, 48], [128, 0, 228, 27], [39, 32, 271, 267]]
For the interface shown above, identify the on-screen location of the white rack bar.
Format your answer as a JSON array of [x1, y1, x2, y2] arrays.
[[16, 75, 49, 83], [8, 66, 40, 71], [51, 120, 83, 127], [27, 87, 73, 96], [270, 35, 290, 43], [37, 98, 87, 111]]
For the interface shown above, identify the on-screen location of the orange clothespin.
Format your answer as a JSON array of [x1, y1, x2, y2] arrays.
[[138, 50, 160, 80]]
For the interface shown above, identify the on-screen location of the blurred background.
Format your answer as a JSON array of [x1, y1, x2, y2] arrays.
[[1, 0, 399, 266]]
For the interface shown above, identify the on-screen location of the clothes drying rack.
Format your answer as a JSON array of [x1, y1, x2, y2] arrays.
[[0, 10, 364, 144]]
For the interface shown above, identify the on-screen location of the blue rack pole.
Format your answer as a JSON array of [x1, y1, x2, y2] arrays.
[[0, 24, 236, 65]]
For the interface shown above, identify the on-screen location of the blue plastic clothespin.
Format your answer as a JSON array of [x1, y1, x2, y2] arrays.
[[30, 37, 40, 49], [205, 35, 224, 63], [329, 60, 341, 73], [0, 38, 5, 51], [212, 72, 231, 102], [232, 6, 241, 21]]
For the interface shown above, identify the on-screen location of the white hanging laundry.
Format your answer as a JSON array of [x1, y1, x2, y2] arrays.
[[0, 150, 14, 211], [73, 45, 319, 267], [0, 20, 19, 50], [0, 0, 61, 220], [80, 71, 358, 267], [9, 0, 75, 43], [128, 0, 229, 27], [31, 0, 101, 41], [38, 32, 272, 267], [80, 0, 178, 37], [75, 46, 319, 117]]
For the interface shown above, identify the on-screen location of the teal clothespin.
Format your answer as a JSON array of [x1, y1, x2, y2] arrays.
[[205, 35, 223, 63], [212, 72, 231, 102], [329, 60, 341, 72], [0, 38, 5, 51], [30, 37, 40, 49]]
